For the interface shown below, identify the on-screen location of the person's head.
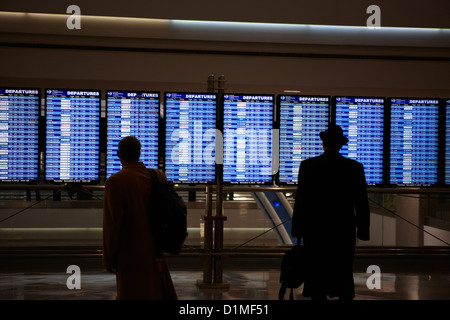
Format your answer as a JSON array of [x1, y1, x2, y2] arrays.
[[117, 136, 141, 164], [319, 124, 348, 151]]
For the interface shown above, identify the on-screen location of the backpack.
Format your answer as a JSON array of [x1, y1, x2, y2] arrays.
[[148, 169, 188, 255], [279, 243, 306, 300]]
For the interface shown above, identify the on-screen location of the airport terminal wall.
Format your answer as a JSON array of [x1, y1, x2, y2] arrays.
[[0, 1, 450, 250]]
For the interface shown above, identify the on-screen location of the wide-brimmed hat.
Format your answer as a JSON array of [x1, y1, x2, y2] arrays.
[[319, 124, 349, 146]]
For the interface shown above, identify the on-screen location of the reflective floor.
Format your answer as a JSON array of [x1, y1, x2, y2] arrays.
[[1, 248, 449, 301]]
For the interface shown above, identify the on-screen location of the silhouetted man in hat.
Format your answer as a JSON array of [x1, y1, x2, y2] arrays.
[[291, 124, 370, 300]]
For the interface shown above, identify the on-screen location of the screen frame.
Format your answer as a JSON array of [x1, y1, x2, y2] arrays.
[[388, 97, 441, 187], [332, 95, 387, 187], [44, 88, 101, 185], [276, 94, 331, 186], [222, 93, 275, 185], [0, 87, 41, 184], [163, 91, 218, 184], [105, 90, 161, 179]]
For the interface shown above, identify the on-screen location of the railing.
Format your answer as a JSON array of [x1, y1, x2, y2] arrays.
[[1, 184, 449, 288]]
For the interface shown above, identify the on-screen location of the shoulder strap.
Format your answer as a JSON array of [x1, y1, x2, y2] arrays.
[[148, 168, 159, 189]]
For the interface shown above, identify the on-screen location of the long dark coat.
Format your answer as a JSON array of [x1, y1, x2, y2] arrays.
[[103, 162, 177, 300], [291, 150, 370, 299]]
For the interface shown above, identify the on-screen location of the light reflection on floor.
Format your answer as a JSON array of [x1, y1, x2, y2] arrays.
[[1, 268, 449, 300]]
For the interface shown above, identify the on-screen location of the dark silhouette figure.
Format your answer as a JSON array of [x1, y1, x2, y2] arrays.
[[103, 136, 177, 300], [291, 124, 370, 300]]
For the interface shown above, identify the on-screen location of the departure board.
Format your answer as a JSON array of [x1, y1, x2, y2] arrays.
[[223, 94, 274, 184], [446, 99, 450, 185], [0, 88, 40, 182], [106, 91, 160, 178], [164, 93, 217, 183], [278, 95, 329, 184], [335, 97, 385, 185], [390, 98, 439, 186], [45, 89, 100, 183]]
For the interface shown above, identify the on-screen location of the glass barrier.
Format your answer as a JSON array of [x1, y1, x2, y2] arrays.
[[0, 186, 449, 248]]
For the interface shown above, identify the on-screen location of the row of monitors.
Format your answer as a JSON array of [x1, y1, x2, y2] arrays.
[[1, 88, 449, 186]]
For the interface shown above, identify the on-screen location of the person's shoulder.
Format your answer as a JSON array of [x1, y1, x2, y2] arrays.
[[104, 172, 124, 193], [298, 155, 323, 172], [106, 171, 119, 182], [342, 155, 363, 166], [301, 154, 323, 165], [105, 170, 123, 186], [303, 154, 322, 163], [341, 155, 365, 170], [149, 168, 168, 184]]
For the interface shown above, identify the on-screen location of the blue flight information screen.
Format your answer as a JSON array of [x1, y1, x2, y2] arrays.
[[165, 93, 216, 183], [45, 89, 100, 183], [278, 95, 329, 184], [390, 98, 439, 186], [446, 99, 450, 185], [0, 88, 40, 182], [335, 97, 385, 185], [223, 94, 274, 184], [106, 91, 160, 179]]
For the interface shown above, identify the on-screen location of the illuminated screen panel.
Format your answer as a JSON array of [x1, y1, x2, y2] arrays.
[[164, 93, 216, 183], [223, 94, 274, 184], [446, 99, 450, 185], [0, 88, 40, 182], [45, 89, 100, 183], [278, 95, 329, 184], [390, 98, 439, 186], [106, 91, 160, 179], [335, 97, 385, 185]]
